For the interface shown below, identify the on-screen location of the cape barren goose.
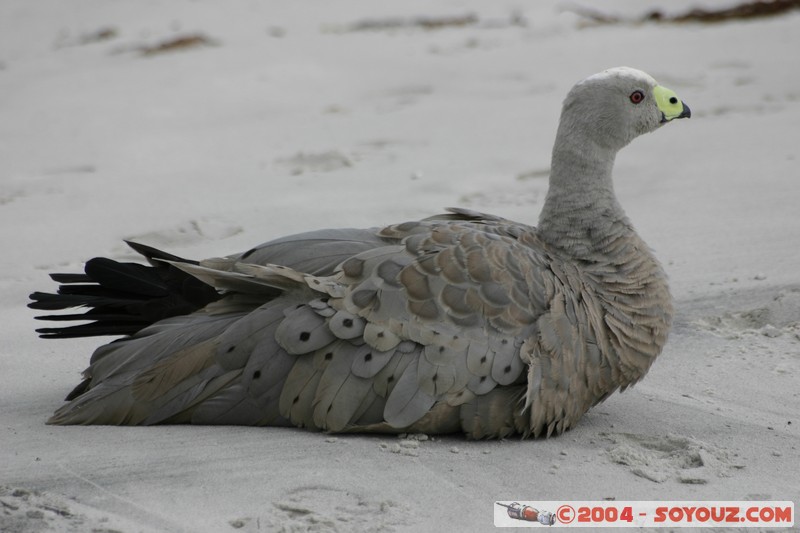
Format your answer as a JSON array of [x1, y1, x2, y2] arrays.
[[30, 67, 690, 438]]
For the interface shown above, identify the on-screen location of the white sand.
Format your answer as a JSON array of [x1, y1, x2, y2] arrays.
[[1, 1, 798, 531]]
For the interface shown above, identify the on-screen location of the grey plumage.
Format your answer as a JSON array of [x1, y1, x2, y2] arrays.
[[36, 67, 689, 438]]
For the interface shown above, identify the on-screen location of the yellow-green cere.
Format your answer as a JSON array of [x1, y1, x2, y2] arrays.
[[653, 85, 685, 121]]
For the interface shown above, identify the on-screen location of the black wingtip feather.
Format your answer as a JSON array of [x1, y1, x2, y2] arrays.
[[125, 240, 198, 265], [65, 378, 92, 400]]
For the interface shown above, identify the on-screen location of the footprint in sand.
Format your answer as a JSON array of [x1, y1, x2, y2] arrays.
[[602, 433, 744, 484], [120, 217, 244, 255], [274, 150, 354, 176], [695, 287, 800, 340], [460, 169, 548, 209], [369, 84, 434, 114], [230, 485, 407, 532], [0, 486, 161, 533]]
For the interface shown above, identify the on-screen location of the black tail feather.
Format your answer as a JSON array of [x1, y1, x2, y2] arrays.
[[28, 290, 149, 311], [29, 242, 221, 339], [49, 272, 92, 283], [84, 258, 170, 298], [34, 322, 150, 339]]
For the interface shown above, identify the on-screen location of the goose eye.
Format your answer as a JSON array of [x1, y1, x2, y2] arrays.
[[629, 90, 645, 104]]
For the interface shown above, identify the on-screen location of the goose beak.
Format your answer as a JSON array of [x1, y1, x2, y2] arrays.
[[654, 85, 690, 123], [661, 101, 691, 123]]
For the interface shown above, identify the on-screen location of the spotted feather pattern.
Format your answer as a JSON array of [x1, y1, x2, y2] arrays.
[[48, 207, 671, 438]]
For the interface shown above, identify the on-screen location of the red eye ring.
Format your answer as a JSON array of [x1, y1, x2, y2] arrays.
[[629, 90, 645, 104]]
